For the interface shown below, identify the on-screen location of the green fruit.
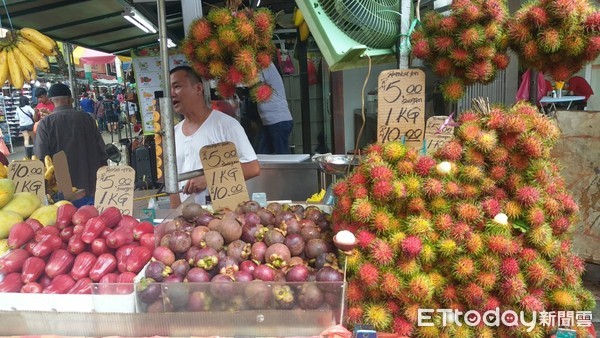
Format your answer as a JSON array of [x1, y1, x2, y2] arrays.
[[0, 210, 23, 239]]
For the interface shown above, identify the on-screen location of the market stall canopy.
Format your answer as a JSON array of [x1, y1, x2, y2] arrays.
[[0, 0, 296, 55], [73, 46, 132, 65]]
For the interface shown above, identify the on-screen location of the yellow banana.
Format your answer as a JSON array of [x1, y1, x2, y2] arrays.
[[7, 47, 24, 89], [299, 21, 310, 42], [0, 49, 8, 86], [12, 45, 35, 82], [19, 27, 56, 56], [44, 165, 54, 181], [44, 155, 53, 169], [294, 8, 304, 27], [16, 38, 49, 71]]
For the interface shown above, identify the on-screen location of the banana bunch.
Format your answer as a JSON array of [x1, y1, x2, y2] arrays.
[[44, 155, 57, 195], [293, 8, 311, 42], [0, 27, 57, 89]]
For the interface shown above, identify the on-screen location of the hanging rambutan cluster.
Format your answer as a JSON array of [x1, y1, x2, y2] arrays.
[[333, 101, 594, 336], [410, 0, 510, 102], [507, 0, 600, 81], [182, 7, 275, 102]]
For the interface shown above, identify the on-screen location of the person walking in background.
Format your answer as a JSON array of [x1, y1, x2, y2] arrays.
[[33, 83, 107, 197], [17, 96, 36, 159], [103, 94, 119, 134], [567, 76, 594, 110], [79, 92, 95, 117], [94, 96, 106, 132], [256, 62, 293, 154]]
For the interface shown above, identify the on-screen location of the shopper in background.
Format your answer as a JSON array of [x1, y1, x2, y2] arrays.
[[168, 65, 260, 207], [94, 96, 107, 132], [79, 92, 95, 117], [567, 76, 594, 110], [17, 96, 36, 159], [103, 94, 119, 133], [33, 83, 107, 197], [34, 87, 54, 122], [256, 62, 293, 154]]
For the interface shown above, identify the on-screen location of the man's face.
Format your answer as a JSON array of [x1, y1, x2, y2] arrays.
[[170, 70, 202, 114], [38, 94, 49, 103]]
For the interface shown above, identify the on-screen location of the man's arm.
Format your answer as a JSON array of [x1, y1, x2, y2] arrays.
[[241, 160, 260, 180]]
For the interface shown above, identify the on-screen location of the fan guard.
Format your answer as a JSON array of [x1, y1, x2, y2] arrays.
[[318, 0, 401, 49]]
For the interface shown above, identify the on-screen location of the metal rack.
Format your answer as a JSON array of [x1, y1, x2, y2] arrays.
[[0, 95, 13, 153]]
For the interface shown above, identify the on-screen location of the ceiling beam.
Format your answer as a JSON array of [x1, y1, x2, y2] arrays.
[[93, 33, 157, 48], [66, 24, 135, 40], [0, 0, 93, 18], [41, 12, 124, 33]]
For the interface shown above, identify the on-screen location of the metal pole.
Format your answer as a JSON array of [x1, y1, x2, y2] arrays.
[[399, 0, 411, 69], [157, 0, 178, 194], [65, 43, 77, 105]]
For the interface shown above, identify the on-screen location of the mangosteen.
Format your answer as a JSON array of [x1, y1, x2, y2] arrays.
[[251, 241, 267, 263], [145, 261, 171, 282], [153, 245, 176, 266], [266, 202, 283, 215], [300, 225, 321, 241], [264, 228, 286, 246], [272, 284, 295, 309], [244, 212, 261, 227], [164, 282, 190, 310], [241, 224, 268, 244], [137, 277, 162, 304], [305, 238, 330, 259], [244, 280, 272, 309], [194, 247, 219, 271], [314, 252, 338, 270], [186, 246, 202, 265], [239, 260, 257, 273], [218, 218, 243, 243], [159, 233, 172, 247], [304, 206, 324, 223], [162, 220, 178, 235], [227, 239, 251, 262], [265, 243, 291, 269], [202, 230, 225, 250], [298, 283, 323, 309], [275, 211, 296, 226], [187, 290, 211, 311], [182, 202, 206, 222], [315, 266, 344, 293], [209, 274, 235, 301], [185, 267, 212, 283], [217, 255, 239, 275], [284, 233, 305, 256], [169, 229, 192, 254], [257, 208, 276, 226], [233, 269, 253, 283], [170, 259, 190, 278], [281, 217, 301, 235], [241, 200, 261, 214], [252, 264, 276, 281], [286, 264, 310, 282], [191, 226, 210, 247], [288, 204, 305, 218], [207, 218, 222, 232]]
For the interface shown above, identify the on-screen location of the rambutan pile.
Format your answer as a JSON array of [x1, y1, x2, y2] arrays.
[[411, 0, 510, 102], [333, 101, 595, 336], [182, 7, 275, 102], [507, 0, 600, 81]]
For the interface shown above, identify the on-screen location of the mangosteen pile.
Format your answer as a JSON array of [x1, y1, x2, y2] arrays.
[[137, 201, 345, 312]]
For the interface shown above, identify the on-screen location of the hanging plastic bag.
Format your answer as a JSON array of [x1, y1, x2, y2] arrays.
[[516, 69, 531, 102], [0, 137, 9, 156], [282, 53, 296, 75], [308, 58, 318, 85]]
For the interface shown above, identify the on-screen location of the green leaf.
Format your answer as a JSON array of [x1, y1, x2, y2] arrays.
[[512, 218, 529, 233]]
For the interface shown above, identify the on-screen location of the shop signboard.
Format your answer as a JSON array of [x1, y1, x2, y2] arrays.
[[94, 166, 135, 216], [131, 51, 187, 135], [200, 142, 249, 211], [377, 69, 426, 148], [8, 160, 45, 202]]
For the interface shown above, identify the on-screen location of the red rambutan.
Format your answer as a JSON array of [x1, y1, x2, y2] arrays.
[[515, 186, 540, 206], [401, 235, 423, 258], [465, 60, 494, 83], [432, 36, 455, 53], [483, 296, 502, 311], [381, 271, 401, 297], [460, 26, 484, 48], [369, 165, 395, 181], [422, 178, 444, 198], [449, 48, 473, 67], [522, 40, 540, 63], [481, 198, 502, 217], [433, 57, 454, 77], [500, 257, 520, 277], [492, 53, 510, 70], [460, 4, 483, 23], [520, 134, 544, 158], [556, 193, 579, 214], [346, 280, 365, 304], [407, 274, 433, 301], [216, 79, 236, 98], [358, 262, 380, 288], [235, 19, 256, 42], [352, 185, 369, 200], [520, 294, 545, 313], [407, 197, 427, 215], [507, 21, 532, 45], [371, 209, 397, 233], [489, 165, 507, 182], [461, 282, 486, 307], [486, 234, 514, 256], [253, 9, 274, 33], [445, 182, 462, 199], [190, 19, 213, 42], [550, 216, 571, 235], [250, 82, 273, 103], [477, 271, 498, 291], [217, 26, 239, 47], [332, 181, 350, 197], [450, 220, 471, 242], [440, 77, 465, 102], [454, 202, 481, 222], [526, 6, 549, 27], [525, 260, 551, 287], [192, 62, 211, 79], [209, 59, 228, 79], [347, 306, 364, 324], [526, 207, 546, 227], [206, 7, 233, 26], [371, 180, 394, 201], [412, 39, 432, 59], [436, 139, 463, 161], [351, 199, 374, 222], [549, 64, 572, 82], [356, 229, 376, 249], [466, 232, 484, 255], [520, 248, 539, 263], [224, 66, 244, 85], [500, 276, 527, 303], [543, 198, 561, 217], [415, 156, 436, 177], [392, 317, 414, 337], [256, 51, 273, 69], [453, 256, 477, 281], [234, 47, 256, 72], [334, 195, 353, 215], [348, 172, 368, 186], [434, 214, 454, 232]]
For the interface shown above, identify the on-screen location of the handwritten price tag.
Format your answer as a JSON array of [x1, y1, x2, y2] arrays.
[[425, 116, 455, 154], [8, 160, 45, 202], [200, 142, 249, 211], [94, 166, 135, 215], [377, 69, 426, 148]]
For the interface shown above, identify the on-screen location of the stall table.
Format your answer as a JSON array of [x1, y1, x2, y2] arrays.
[[539, 95, 586, 117]]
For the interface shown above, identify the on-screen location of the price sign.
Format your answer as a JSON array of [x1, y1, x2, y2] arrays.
[[8, 160, 45, 202], [200, 142, 249, 211], [377, 69, 426, 148], [425, 116, 456, 154], [53, 151, 72, 196], [94, 166, 135, 216]]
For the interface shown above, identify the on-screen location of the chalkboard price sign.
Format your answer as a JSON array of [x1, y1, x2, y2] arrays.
[[8, 160, 45, 202], [200, 142, 249, 211], [377, 69, 426, 148], [94, 166, 135, 215]]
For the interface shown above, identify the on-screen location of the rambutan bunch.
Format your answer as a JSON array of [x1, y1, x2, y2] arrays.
[[182, 7, 275, 102], [411, 0, 509, 101], [507, 0, 600, 81]]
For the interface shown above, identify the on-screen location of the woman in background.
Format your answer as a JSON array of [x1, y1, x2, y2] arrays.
[[17, 96, 36, 159]]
